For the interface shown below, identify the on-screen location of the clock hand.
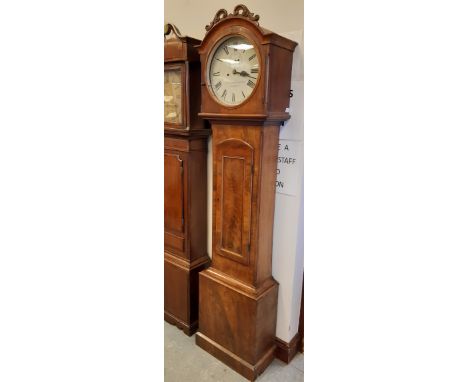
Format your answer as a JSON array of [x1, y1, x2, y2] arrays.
[[233, 69, 256, 79], [217, 58, 240, 64], [232, 69, 246, 76]]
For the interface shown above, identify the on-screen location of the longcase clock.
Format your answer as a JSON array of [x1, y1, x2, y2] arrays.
[[195, 5, 297, 380], [164, 23, 210, 336]]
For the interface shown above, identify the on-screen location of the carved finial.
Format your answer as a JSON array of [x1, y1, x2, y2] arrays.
[[205, 4, 260, 32], [164, 23, 183, 39], [205, 8, 228, 32], [232, 4, 259, 22]]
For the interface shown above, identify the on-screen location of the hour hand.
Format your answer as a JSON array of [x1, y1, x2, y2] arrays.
[[233, 69, 256, 79]]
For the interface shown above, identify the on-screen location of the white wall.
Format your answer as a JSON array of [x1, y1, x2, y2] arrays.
[[164, 0, 304, 40], [165, 0, 304, 343]]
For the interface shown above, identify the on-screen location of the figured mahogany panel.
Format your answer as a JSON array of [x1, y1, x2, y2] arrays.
[[164, 152, 185, 234], [197, 269, 278, 379], [221, 156, 244, 254], [214, 138, 253, 265]]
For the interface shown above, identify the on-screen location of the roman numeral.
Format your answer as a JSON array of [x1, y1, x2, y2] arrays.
[[214, 81, 222, 90], [251, 68, 259, 74], [223, 45, 229, 55], [242, 91, 246, 98], [221, 89, 227, 99], [212, 72, 220, 76], [247, 80, 255, 88], [232, 93, 235, 103], [248, 54, 256, 61]]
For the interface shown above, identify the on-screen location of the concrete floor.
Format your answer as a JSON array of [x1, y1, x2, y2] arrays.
[[164, 322, 304, 381]]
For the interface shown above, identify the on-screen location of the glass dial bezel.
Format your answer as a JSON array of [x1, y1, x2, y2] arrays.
[[206, 34, 261, 108]]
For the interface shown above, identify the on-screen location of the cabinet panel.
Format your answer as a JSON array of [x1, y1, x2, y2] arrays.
[[164, 152, 185, 234], [214, 139, 253, 265]]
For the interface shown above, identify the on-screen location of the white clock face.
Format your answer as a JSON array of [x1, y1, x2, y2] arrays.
[[208, 36, 260, 106]]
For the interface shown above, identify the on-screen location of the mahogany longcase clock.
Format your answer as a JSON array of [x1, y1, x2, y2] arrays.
[[195, 5, 297, 380], [164, 24, 210, 336]]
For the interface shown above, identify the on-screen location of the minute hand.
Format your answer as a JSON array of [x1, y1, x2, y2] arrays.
[[233, 69, 256, 79]]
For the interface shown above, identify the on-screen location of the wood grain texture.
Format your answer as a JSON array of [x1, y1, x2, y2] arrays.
[[196, 268, 278, 380], [164, 253, 210, 336], [215, 137, 254, 265], [164, 135, 210, 335], [164, 152, 185, 234]]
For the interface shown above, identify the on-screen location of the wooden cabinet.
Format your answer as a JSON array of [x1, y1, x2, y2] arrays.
[[195, 5, 297, 380], [164, 24, 210, 336]]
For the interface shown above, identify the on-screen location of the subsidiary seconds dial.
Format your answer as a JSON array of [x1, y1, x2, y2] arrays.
[[208, 36, 260, 106]]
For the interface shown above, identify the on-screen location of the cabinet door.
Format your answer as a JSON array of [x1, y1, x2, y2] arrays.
[[164, 152, 185, 234], [214, 138, 253, 265]]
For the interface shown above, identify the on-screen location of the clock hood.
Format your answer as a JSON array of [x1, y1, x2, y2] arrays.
[[198, 4, 297, 123], [197, 4, 297, 54]]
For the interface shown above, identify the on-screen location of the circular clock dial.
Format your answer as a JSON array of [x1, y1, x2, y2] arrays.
[[208, 36, 260, 106], [164, 68, 183, 124]]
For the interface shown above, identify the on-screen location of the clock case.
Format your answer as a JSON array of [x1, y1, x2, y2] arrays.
[[195, 5, 297, 381], [164, 24, 210, 336]]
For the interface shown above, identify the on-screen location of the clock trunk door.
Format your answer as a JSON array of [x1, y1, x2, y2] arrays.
[[214, 138, 253, 265], [164, 152, 186, 252]]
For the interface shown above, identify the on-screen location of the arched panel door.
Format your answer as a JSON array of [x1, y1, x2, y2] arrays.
[[214, 138, 254, 265]]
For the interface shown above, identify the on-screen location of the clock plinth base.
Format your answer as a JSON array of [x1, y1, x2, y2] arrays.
[[164, 310, 198, 336], [196, 332, 276, 382], [164, 252, 210, 336], [196, 268, 278, 381]]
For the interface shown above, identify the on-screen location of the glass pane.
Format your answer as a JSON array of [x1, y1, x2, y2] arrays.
[[164, 68, 183, 125]]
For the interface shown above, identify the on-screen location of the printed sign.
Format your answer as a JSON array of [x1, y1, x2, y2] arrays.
[[276, 139, 301, 196]]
